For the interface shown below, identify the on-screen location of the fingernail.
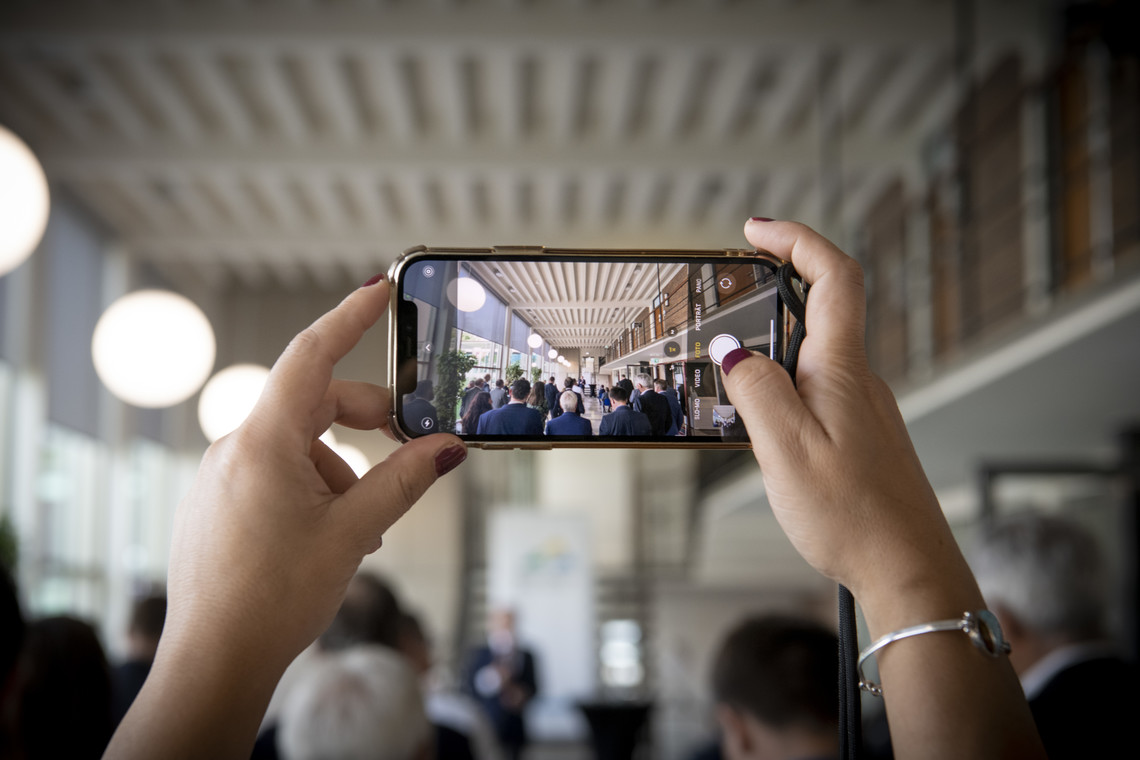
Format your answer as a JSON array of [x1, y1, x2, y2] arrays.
[[434, 444, 467, 476], [721, 347, 753, 377], [750, 216, 774, 222], [361, 273, 386, 287]]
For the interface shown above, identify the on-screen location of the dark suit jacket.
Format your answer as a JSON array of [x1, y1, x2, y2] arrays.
[[663, 388, 683, 432], [544, 383, 561, 418], [633, 389, 672, 436], [1029, 654, 1140, 760], [403, 397, 439, 434], [465, 645, 538, 748], [545, 412, 592, 436], [476, 403, 544, 435], [599, 405, 652, 436]]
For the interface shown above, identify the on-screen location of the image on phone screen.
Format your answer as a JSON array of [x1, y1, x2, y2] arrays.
[[394, 255, 781, 443]]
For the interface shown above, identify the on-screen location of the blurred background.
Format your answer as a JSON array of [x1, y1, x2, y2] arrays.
[[0, 0, 1138, 757]]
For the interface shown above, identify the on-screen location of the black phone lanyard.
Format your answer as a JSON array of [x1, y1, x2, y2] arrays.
[[776, 262, 861, 760]]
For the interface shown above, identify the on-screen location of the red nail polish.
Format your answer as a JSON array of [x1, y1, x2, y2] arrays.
[[361, 273, 386, 287], [750, 217, 774, 222], [435, 444, 467, 476], [720, 347, 753, 376]]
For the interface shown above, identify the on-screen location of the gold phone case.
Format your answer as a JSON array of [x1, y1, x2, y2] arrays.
[[387, 245, 793, 450]]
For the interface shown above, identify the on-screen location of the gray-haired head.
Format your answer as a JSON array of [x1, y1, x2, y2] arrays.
[[278, 645, 430, 760], [635, 373, 652, 389], [969, 512, 1109, 642]]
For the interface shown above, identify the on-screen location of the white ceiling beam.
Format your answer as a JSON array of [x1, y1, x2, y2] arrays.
[[35, 120, 932, 177], [0, 50, 94, 141], [837, 49, 891, 133], [247, 170, 302, 230], [704, 50, 766, 140], [252, 50, 309, 143], [65, 50, 150, 142], [182, 50, 255, 141], [865, 50, 949, 135], [647, 51, 699, 141], [306, 50, 361, 142], [425, 50, 470, 142], [594, 49, 641, 140], [366, 50, 417, 141], [163, 169, 222, 230], [765, 51, 819, 138], [123, 46, 202, 142]]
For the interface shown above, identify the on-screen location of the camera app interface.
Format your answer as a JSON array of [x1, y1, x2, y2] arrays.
[[398, 256, 779, 440]]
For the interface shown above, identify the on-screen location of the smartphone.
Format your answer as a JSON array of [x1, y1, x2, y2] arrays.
[[387, 246, 797, 449]]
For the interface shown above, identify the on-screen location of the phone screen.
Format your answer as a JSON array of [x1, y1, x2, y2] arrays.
[[394, 254, 781, 443]]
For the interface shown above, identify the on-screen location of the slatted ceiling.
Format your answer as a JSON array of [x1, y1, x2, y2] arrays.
[[0, 0, 1047, 290]]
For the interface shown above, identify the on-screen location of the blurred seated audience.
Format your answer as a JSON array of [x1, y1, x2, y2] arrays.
[[400, 611, 502, 760], [1, 565, 24, 757], [703, 615, 838, 760], [277, 645, 431, 760], [111, 593, 166, 728], [17, 615, 113, 759], [970, 512, 1140, 759]]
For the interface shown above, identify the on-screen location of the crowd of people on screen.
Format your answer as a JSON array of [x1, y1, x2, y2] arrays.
[[435, 370, 686, 437]]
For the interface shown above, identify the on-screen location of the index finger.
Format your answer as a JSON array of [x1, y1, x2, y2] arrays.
[[745, 218, 867, 365], [251, 279, 390, 443]]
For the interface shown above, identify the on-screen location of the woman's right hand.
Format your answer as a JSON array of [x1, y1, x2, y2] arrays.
[[721, 219, 972, 611]]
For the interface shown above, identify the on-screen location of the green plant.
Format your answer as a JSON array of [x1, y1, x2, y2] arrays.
[[529, 365, 542, 385], [506, 362, 524, 386], [434, 350, 478, 433]]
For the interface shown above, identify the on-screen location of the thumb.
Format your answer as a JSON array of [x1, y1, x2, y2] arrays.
[[338, 435, 467, 553], [721, 349, 819, 469]]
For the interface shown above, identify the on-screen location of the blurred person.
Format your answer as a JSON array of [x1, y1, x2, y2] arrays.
[[489, 379, 508, 409], [475, 380, 544, 436], [111, 594, 166, 728], [405, 380, 440, 436], [545, 391, 592, 436], [708, 615, 838, 760], [255, 571, 406, 758], [465, 609, 538, 760], [599, 385, 611, 413], [526, 380, 548, 418], [400, 612, 502, 760], [632, 373, 673, 435], [598, 384, 651, 436], [562, 377, 585, 414], [655, 378, 683, 434], [460, 378, 485, 418], [277, 645, 431, 760], [460, 392, 493, 436], [17, 615, 113, 759], [1, 565, 24, 758], [970, 512, 1139, 759], [106, 228, 1046, 760], [544, 376, 560, 418]]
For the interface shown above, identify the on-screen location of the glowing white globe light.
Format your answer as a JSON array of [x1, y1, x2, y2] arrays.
[[333, 442, 371, 477], [92, 290, 216, 408], [197, 363, 270, 442], [548, 349, 558, 360], [446, 277, 487, 313], [527, 333, 543, 349], [0, 125, 50, 277], [557, 355, 565, 363]]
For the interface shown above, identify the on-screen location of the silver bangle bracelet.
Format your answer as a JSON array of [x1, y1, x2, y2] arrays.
[[857, 609, 1011, 697]]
